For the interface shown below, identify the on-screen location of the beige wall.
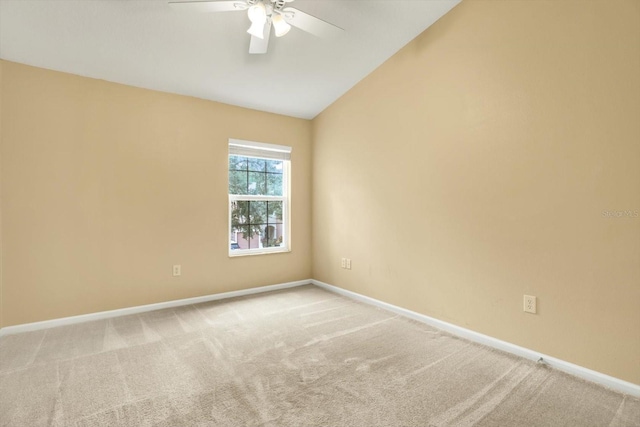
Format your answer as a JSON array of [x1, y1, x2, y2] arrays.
[[0, 60, 3, 328], [312, 0, 640, 384], [0, 60, 312, 327]]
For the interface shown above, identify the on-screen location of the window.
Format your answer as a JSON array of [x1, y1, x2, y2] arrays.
[[228, 139, 291, 256]]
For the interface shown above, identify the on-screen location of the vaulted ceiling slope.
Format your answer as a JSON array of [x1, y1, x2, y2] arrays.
[[0, 0, 460, 119]]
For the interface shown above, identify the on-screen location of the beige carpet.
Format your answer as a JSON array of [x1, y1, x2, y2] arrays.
[[1, 285, 638, 426]]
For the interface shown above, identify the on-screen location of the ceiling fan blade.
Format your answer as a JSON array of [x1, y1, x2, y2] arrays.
[[168, 0, 246, 13], [249, 20, 272, 54], [282, 7, 343, 38]]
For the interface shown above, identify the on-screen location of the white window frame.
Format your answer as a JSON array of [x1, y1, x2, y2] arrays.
[[228, 139, 291, 257]]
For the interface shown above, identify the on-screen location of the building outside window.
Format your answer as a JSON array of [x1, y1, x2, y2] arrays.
[[228, 139, 291, 256]]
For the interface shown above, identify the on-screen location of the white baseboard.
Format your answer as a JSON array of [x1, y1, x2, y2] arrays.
[[0, 279, 312, 337], [311, 279, 640, 398]]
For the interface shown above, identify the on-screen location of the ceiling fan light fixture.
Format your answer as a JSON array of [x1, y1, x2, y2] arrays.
[[272, 14, 291, 37], [247, 1, 267, 39], [247, 21, 266, 39], [247, 1, 266, 24], [169, 0, 344, 54]]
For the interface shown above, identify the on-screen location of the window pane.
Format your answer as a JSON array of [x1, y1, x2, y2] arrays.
[[267, 201, 283, 224], [231, 201, 249, 225], [247, 158, 266, 172], [248, 172, 266, 195], [229, 156, 248, 171], [249, 225, 262, 249], [266, 201, 284, 248], [233, 225, 267, 250], [262, 224, 280, 248], [266, 159, 283, 173], [266, 173, 283, 196], [229, 170, 247, 194], [230, 230, 241, 250], [234, 225, 252, 249], [249, 201, 267, 225]]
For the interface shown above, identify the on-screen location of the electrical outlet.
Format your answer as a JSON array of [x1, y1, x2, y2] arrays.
[[346, 259, 352, 270], [173, 265, 181, 277], [341, 258, 346, 268], [524, 295, 536, 314]]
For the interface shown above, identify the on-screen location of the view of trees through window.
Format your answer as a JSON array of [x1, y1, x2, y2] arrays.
[[229, 155, 285, 250]]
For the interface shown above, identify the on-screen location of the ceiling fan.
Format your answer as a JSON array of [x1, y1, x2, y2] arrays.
[[169, 0, 344, 54]]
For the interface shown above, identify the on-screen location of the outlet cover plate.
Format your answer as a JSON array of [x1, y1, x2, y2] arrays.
[[524, 295, 536, 314]]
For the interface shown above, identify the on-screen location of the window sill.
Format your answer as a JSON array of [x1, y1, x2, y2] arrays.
[[228, 247, 290, 258]]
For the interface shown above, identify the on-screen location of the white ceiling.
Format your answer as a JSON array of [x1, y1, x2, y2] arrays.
[[0, 0, 460, 119]]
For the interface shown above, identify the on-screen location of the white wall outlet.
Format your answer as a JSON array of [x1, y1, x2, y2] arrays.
[[173, 265, 181, 277], [346, 259, 352, 270], [524, 295, 536, 314], [341, 258, 346, 269]]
